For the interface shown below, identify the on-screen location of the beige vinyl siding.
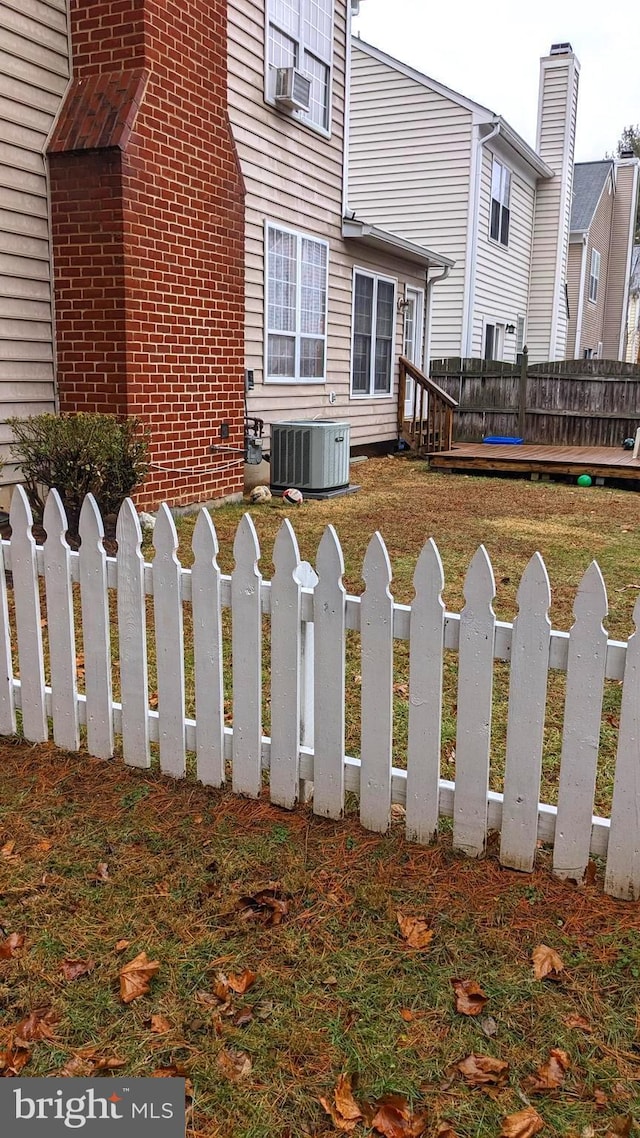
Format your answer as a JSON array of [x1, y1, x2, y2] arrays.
[[472, 147, 534, 360], [228, 1, 425, 448], [527, 56, 578, 362], [0, 0, 69, 492], [578, 180, 614, 357], [626, 292, 640, 364], [603, 163, 639, 360], [565, 241, 583, 357], [348, 45, 472, 357]]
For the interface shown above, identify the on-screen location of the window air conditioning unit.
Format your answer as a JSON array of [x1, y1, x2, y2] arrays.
[[270, 420, 350, 494], [275, 67, 312, 113]]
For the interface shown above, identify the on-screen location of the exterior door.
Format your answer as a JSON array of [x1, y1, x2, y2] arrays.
[[403, 287, 424, 417]]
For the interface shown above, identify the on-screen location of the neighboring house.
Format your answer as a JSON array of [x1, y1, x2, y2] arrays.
[[348, 38, 581, 364], [227, 0, 453, 452], [567, 159, 640, 359], [627, 246, 640, 364], [0, 0, 247, 510]]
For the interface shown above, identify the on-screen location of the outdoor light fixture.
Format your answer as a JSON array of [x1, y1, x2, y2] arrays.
[[397, 296, 411, 313], [505, 323, 516, 334]]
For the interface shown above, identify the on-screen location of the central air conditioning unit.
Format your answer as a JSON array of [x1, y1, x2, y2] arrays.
[[275, 67, 312, 113], [270, 420, 350, 494]]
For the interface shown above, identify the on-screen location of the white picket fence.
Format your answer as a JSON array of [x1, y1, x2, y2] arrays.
[[1, 485, 639, 901]]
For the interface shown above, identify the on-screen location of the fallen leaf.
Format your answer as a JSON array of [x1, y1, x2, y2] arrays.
[[436, 1126, 460, 1138], [525, 1048, 570, 1092], [90, 862, 110, 884], [499, 1106, 544, 1138], [255, 999, 274, 1021], [0, 1046, 30, 1075], [61, 959, 94, 982], [13, 1007, 59, 1047], [319, 1097, 360, 1132], [35, 839, 53, 852], [149, 691, 159, 709], [93, 1056, 126, 1070], [235, 888, 290, 926], [150, 1014, 171, 1034], [151, 1063, 190, 1078], [391, 803, 406, 820], [335, 1074, 362, 1122], [0, 932, 25, 959], [532, 944, 564, 981], [605, 1118, 633, 1138], [397, 913, 434, 950], [232, 1007, 253, 1028], [480, 1015, 498, 1038], [154, 881, 170, 896], [227, 968, 257, 994], [58, 1055, 94, 1077], [1, 841, 17, 860], [114, 939, 130, 953], [564, 1014, 592, 1033], [119, 951, 160, 1003], [216, 1047, 252, 1082], [452, 979, 488, 1016], [457, 1054, 510, 1087], [369, 1094, 427, 1137], [400, 1009, 415, 1022], [593, 1090, 608, 1107]]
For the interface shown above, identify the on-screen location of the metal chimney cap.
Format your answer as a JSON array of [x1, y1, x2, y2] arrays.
[[550, 42, 573, 55], [620, 149, 635, 159]]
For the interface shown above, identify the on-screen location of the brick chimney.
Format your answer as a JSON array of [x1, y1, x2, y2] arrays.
[[47, 0, 246, 511], [527, 43, 580, 362]]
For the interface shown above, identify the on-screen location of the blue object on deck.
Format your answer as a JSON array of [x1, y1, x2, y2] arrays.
[[483, 436, 524, 445]]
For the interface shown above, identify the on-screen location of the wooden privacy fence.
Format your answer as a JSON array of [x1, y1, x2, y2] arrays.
[[431, 355, 640, 446], [1, 485, 640, 901]]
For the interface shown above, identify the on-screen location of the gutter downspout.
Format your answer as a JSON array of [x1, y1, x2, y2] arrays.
[[573, 234, 588, 358], [424, 263, 452, 376], [464, 121, 501, 357]]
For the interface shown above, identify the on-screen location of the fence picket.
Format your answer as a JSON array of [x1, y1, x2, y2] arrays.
[[43, 489, 79, 752], [79, 494, 113, 759], [192, 508, 225, 787], [605, 593, 640, 900], [312, 525, 346, 820], [0, 537, 15, 736], [360, 532, 394, 833], [270, 519, 302, 809], [553, 561, 608, 881], [231, 514, 262, 798], [454, 545, 496, 857], [500, 552, 551, 871], [10, 485, 47, 741], [406, 538, 445, 844], [116, 499, 150, 768], [153, 504, 186, 778], [297, 560, 319, 804]]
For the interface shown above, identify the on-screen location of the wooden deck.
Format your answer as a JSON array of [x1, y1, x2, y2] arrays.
[[428, 443, 640, 482]]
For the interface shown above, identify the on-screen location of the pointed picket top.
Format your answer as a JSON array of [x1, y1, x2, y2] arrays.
[[273, 517, 301, 577], [572, 559, 608, 625], [362, 531, 392, 595], [116, 497, 143, 547], [413, 536, 445, 598], [516, 551, 551, 616], [153, 502, 179, 559], [9, 482, 34, 532], [192, 506, 219, 565], [79, 492, 104, 547], [462, 544, 496, 608], [316, 524, 345, 583], [233, 511, 261, 570], [43, 488, 70, 549]]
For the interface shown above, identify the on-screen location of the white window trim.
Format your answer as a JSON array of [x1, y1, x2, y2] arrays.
[[264, 0, 334, 140], [488, 157, 511, 249], [482, 317, 505, 362], [515, 314, 526, 357], [588, 248, 600, 304], [264, 219, 329, 386], [350, 266, 397, 399]]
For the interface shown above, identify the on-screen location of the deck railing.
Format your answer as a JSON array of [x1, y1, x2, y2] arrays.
[[398, 356, 458, 454]]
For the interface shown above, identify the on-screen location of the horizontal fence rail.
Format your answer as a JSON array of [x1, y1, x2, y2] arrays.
[[2, 486, 639, 901]]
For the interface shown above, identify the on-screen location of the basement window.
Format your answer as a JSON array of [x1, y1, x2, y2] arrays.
[[490, 158, 511, 247]]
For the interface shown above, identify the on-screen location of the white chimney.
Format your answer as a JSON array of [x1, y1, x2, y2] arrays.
[[527, 43, 580, 361]]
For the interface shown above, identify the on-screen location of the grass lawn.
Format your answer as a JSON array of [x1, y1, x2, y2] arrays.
[[0, 740, 639, 1137]]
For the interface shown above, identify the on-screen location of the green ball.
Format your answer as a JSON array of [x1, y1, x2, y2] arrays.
[[577, 474, 592, 487]]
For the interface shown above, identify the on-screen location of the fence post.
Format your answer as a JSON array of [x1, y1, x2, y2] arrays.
[[517, 346, 528, 439], [297, 560, 318, 803]]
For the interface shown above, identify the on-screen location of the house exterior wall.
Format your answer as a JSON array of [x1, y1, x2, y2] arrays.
[[0, 0, 70, 500], [48, 0, 246, 511], [527, 50, 579, 362], [471, 142, 535, 360], [227, 3, 426, 448], [627, 292, 640, 364], [603, 160, 640, 360], [577, 179, 614, 357], [348, 43, 472, 358], [565, 241, 584, 357]]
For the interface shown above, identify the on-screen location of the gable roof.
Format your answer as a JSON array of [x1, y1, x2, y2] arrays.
[[570, 161, 613, 233]]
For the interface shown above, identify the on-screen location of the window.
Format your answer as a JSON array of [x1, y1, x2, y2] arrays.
[[267, 0, 333, 131], [589, 249, 600, 303], [490, 158, 511, 247], [483, 321, 504, 361], [583, 348, 593, 359], [351, 270, 396, 396], [265, 223, 328, 383]]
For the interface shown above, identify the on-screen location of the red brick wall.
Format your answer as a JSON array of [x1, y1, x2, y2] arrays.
[[49, 0, 246, 510]]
